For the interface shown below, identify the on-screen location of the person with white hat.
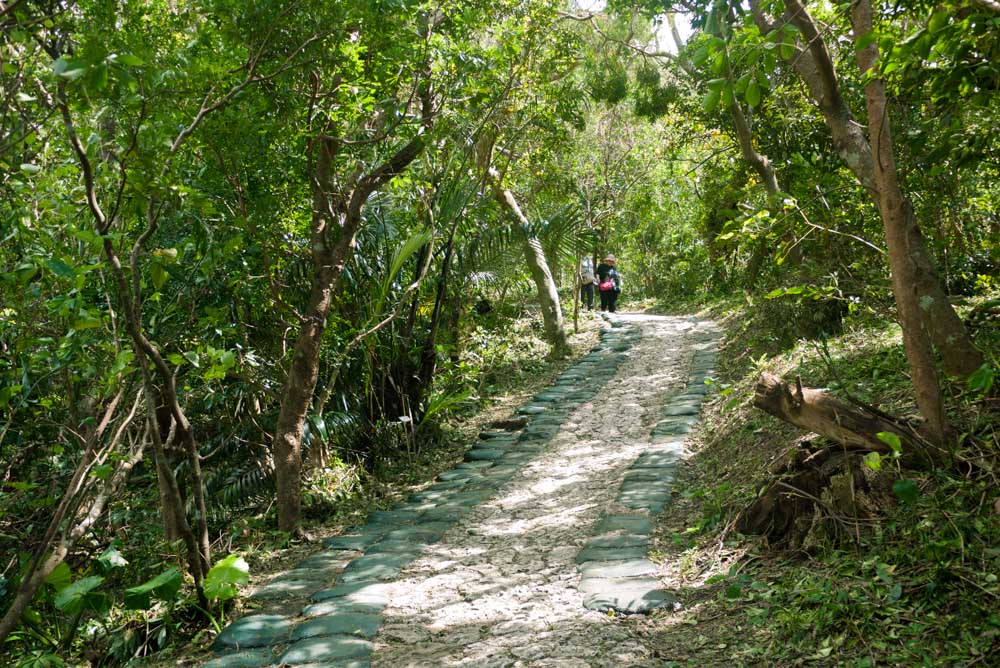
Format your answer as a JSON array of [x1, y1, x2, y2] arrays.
[[596, 254, 622, 313]]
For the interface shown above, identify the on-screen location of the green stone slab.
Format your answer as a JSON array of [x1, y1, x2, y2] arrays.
[[580, 559, 658, 579], [619, 490, 671, 512], [323, 533, 381, 551], [367, 509, 421, 526], [594, 515, 654, 535], [296, 552, 351, 569], [663, 404, 700, 417], [650, 420, 694, 437], [383, 523, 451, 543], [424, 480, 468, 492], [456, 460, 495, 470], [279, 636, 373, 665], [484, 465, 520, 478], [516, 405, 547, 415], [292, 613, 382, 641], [622, 470, 669, 483], [437, 469, 484, 482], [364, 540, 426, 554], [419, 506, 468, 522], [338, 553, 417, 583], [466, 449, 505, 461], [251, 579, 326, 600], [578, 576, 662, 595], [312, 582, 391, 604], [633, 453, 679, 468], [204, 649, 278, 668], [586, 534, 648, 549], [302, 598, 385, 618], [214, 614, 293, 650], [576, 545, 648, 563], [583, 588, 678, 614]]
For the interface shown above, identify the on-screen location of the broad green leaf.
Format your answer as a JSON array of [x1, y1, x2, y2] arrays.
[[124, 567, 182, 610], [863, 452, 882, 471], [44, 562, 72, 591], [876, 431, 902, 454], [54, 575, 108, 614], [746, 81, 761, 107], [968, 364, 994, 394], [703, 88, 721, 113], [19, 163, 40, 174], [45, 259, 75, 278], [204, 555, 249, 602], [927, 11, 949, 34], [116, 53, 145, 66], [892, 479, 919, 504], [151, 263, 168, 290]]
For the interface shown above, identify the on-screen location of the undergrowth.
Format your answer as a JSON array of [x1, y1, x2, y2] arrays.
[[648, 293, 1000, 666]]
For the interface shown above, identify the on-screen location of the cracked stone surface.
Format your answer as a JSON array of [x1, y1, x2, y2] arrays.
[[208, 314, 719, 668]]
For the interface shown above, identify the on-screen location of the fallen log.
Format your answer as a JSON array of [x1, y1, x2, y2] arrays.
[[737, 373, 936, 547], [753, 372, 924, 460]]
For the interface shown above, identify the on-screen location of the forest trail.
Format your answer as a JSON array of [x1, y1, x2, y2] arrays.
[[209, 314, 720, 668]]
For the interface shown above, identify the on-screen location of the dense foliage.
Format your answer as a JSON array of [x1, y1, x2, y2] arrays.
[[1, 0, 996, 664]]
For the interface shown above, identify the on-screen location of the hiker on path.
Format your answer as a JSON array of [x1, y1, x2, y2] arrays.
[[596, 254, 622, 313], [579, 255, 597, 311]]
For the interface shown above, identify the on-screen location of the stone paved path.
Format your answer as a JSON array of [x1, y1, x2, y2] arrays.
[[207, 314, 719, 668]]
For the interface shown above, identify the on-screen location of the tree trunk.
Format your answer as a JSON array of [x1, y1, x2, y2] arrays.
[[763, 0, 982, 379], [488, 168, 570, 357], [272, 124, 429, 532], [850, 0, 947, 444]]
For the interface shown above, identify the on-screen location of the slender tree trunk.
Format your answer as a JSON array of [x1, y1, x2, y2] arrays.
[[272, 121, 429, 532], [487, 168, 570, 357], [762, 0, 982, 378], [851, 0, 947, 443]]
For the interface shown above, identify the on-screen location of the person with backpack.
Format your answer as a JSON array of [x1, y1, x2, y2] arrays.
[[596, 254, 621, 313]]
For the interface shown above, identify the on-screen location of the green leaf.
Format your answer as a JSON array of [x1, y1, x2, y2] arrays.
[[927, 11, 949, 34], [876, 431, 902, 454], [151, 263, 168, 290], [54, 576, 108, 615], [97, 545, 129, 572], [863, 452, 883, 471], [183, 351, 200, 368], [45, 562, 72, 591], [19, 163, 41, 174], [855, 31, 879, 52], [124, 567, 182, 610], [968, 364, 994, 394], [203, 555, 249, 602], [892, 479, 919, 504], [746, 81, 761, 107], [45, 258, 75, 278], [703, 88, 721, 113], [115, 53, 144, 67]]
